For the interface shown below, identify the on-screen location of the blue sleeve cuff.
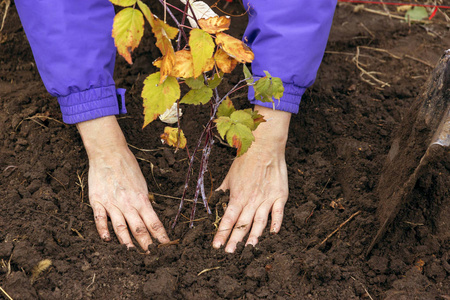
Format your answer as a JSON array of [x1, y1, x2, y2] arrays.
[[248, 82, 305, 114], [57, 86, 127, 124]]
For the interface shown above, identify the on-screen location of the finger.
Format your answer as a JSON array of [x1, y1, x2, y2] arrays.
[[270, 199, 286, 234], [212, 202, 241, 249], [91, 200, 111, 241], [246, 203, 272, 246], [139, 203, 170, 244], [224, 204, 256, 253], [123, 209, 154, 251], [108, 207, 134, 248]]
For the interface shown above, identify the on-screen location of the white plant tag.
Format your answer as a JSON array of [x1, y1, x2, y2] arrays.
[[159, 102, 182, 124], [179, 0, 218, 28]]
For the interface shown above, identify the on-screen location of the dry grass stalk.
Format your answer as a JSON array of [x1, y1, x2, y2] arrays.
[[197, 266, 220, 276]]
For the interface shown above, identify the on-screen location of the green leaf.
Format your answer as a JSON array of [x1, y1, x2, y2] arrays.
[[271, 76, 284, 100], [142, 72, 180, 128], [405, 6, 428, 21], [230, 110, 254, 128], [253, 71, 284, 102], [180, 86, 213, 105], [243, 108, 265, 130], [207, 72, 223, 89], [184, 77, 205, 89], [110, 0, 137, 7], [217, 97, 235, 117], [214, 116, 232, 139], [226, 123, 255, 156], [254, 76, 273, 102], [189, 29, 215, 78], [112, 8, 145, 64], [243, 64, 254, 85]]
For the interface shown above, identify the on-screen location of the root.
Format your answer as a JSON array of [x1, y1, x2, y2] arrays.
[[353, 47, 390, 89], [318, 211, 361, 246]]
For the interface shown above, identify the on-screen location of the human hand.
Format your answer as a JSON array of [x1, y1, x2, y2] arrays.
[[212, 106, 291, 253], [77, 116, 170, 250]]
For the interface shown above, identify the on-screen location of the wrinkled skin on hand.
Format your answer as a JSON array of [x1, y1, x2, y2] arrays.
[[212, 105, 291, 253], [77, 116, 169, 250]]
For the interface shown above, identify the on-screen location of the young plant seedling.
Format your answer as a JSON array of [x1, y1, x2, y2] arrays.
[[110, 0, 284, 226]]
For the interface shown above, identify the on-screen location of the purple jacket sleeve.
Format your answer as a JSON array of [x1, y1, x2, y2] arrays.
[[15, 1, 126, 124], [244, 0, 337, 113]]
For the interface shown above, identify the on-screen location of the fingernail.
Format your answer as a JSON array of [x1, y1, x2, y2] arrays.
[[102, 234, 111, 241], [246, 238, 256, 246], [270, 229, 277, 235], [225, 246, 234, 253], [212, 241, 222, 249]]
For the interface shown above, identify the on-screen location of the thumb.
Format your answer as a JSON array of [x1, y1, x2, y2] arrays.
[[216, 175, 230, 192]]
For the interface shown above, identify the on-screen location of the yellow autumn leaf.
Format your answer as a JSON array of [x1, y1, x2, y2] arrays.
[[112, 8, 145, 64], [161, 127, 187, 149], [215, 32, 254, 63], [214, 48, 238, 73], [150, 18, 178, 83], [137, 0, 155, 27], [110, 0, 136, 7], [142, 72, 180, 128], [203, 57, 215, 73], [189, 28, 215, 78], [171, 50, 194, 78], [198, 16, 231, 34]]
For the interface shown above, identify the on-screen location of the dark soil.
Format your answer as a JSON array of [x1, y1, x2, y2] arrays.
[[1, 1, 449, 299]]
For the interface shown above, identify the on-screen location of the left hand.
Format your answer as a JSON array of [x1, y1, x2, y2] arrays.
[[212, 106, 291, 253]]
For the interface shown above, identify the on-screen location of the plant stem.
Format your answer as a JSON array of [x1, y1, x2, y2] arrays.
[[158, 0, 189, 45]]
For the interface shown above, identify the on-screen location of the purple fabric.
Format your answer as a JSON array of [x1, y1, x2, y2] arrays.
[[244, 0, 337, 113], [16, 0, 336, 123], [15, 0, 124, 124]]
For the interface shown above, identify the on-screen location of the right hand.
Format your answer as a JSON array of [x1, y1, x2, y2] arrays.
[[77, 116, 170, 250]]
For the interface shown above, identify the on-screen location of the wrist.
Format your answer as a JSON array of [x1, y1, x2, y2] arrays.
[[76, 116, 128, 159], [253, 105, 291, 145]]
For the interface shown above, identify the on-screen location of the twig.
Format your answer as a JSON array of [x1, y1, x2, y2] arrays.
[[158, 239, 180, 248], [318, 211, 361, 246], [0, 0, 10, 33], [361, 7, 430, 24], [359, 46, 401, 59], [351, 276, 374, 300], [15, 115, 64, 131], [47, 172, 67, 191], [359, 22, 375, 39], [320, 178, 331, 195], [182, 216, 208, 224], [379, 0, 392, 21], [152, 192, 195, 203], [128, 144, 163, 152], [0, 286, 13, 300], [71, 228, 85, 239], [197, 266, 221, 276], [359, 46, 434, 67], [76, 170, 85, 202], [86, 273, 96, 290]]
